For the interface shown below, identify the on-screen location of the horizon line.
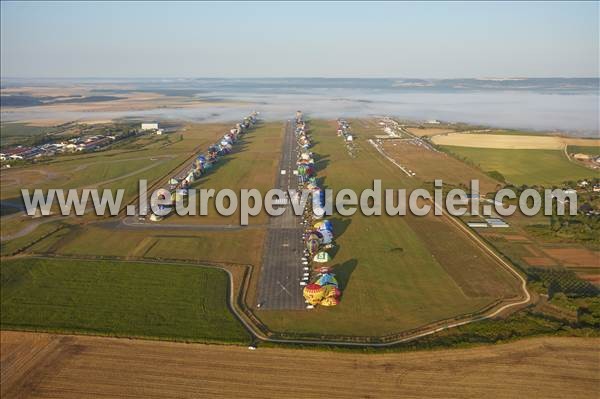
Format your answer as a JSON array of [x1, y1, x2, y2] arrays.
[[2, 76, 599, 81]]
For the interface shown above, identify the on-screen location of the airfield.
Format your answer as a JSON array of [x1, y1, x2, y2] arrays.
[[2, 115, 535, 340], [1, 113, 599, 397]]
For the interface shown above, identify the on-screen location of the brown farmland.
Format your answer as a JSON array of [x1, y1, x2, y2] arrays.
[[542, 248, 600, 268], [2, 331, 599, 399]]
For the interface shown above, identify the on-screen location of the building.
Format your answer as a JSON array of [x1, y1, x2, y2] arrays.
[[141, 122, 159, 131], [485, 218, 509, 228], [467, 221, 488, 228]]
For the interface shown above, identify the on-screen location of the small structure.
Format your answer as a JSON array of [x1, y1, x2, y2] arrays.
[[485, 218, 509, 228], [467, 221, 488, 228], [141, 122, 159, 131], [573, 153, 591, 161]]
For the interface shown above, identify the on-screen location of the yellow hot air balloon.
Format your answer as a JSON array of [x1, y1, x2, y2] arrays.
[[303, 283, 325, 305]]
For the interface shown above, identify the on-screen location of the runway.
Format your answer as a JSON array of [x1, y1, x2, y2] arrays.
[[256, 120, 305, 310]]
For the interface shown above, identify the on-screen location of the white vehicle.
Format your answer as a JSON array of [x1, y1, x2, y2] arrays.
[[306, 305, 314, 310], [248, 346, 257, 351], [300, 281, 307, 286]]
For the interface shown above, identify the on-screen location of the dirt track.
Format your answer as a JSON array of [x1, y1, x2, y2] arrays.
[[2, 331, 598, 399]]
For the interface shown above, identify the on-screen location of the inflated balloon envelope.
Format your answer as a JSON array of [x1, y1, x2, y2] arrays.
[[313, 251, 331, 263]]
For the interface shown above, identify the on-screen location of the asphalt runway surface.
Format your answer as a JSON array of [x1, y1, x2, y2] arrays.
[[256, 120, 306, 310]]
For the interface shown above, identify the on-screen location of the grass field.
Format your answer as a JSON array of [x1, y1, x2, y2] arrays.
[[0, 220, 64, 256], [0, 123, 232, 241], [2, 331, 598, 399], [405, 127, 457, 137], [0, 122, 61, 146], [258, 120, 521, 337], [380, 139, 502, 193], [34, 223, 266, 266], [0, 123, 228, 202], [442, 146, 597, 186], [0, 258, 249, 343], [568, 145, 600, 156], [161, 122, 283, 225]]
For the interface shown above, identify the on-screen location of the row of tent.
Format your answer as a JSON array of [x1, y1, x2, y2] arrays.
[[337, 119, 358, 158], [149, 112, 259, 221], [337, 119, 354, 142], [296, 113, 342, 307], [171, 111, 258, 193]]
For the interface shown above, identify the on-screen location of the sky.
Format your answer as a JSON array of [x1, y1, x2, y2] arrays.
[[1, 1, 598, 78]]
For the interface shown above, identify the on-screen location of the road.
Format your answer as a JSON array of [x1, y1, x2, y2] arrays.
[[256, 120, 306, 310]]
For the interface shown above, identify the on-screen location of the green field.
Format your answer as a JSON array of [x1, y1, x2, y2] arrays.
[[1, 258, 249, 343], [568, 145, 600, 156], [0, 122, 61, 147], [164, 121, 283, 225], [442, 146, 597, 186], [258, 120, 520, 337], [0, 123, 228, 201]]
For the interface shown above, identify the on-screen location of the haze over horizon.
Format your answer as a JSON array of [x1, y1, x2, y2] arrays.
[[1, 1, 598, 79]]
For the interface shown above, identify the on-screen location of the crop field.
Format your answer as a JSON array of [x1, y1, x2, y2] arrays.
[[380, 139, 501, 193], [0, 258, 249, 343], [432, 133, 600, 149], [258, 120, 521, 337], [441, 146, 597, 185], [2, 331, 598, 399], [474, 212, 600, 285]]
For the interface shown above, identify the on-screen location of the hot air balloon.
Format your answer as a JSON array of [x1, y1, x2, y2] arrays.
[[303, 283, 325, 305], [313, 207, 325, 219], [323, 285, 341, 299], [306, 238, 319, 255], [316, 220, 333, 232], [313, 251, 331, 263], [320, 297, 339, 307], [316, 273, 338, 287], [320, 229, 334, 244]]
